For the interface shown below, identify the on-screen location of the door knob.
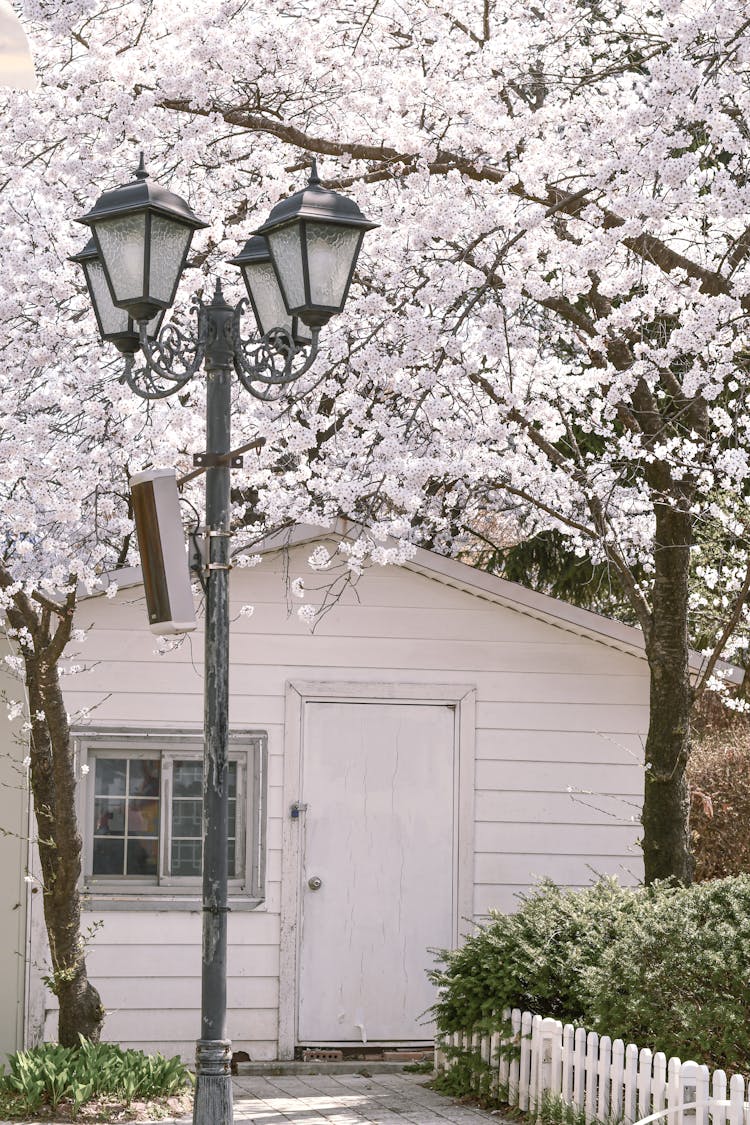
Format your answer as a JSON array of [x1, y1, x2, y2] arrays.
[[308, 876, 323, 891]]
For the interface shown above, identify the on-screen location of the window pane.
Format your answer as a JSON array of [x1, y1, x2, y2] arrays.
[[95, 213, 146, 305], [93, 837, 125, 875], [95, 759, 126, 796], [171, 838, 202, 876], [129, 759, 160, 797], [94, 797, 125, 835], [128, 798, 159, 837], [172, 798, 202, 837], [170, 760, 241, 879], [127, 838, 158, 876], [174, 761, 202, 797], [91, 756, 160, 879]]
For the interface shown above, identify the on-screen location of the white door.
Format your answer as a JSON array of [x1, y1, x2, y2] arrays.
[[297, 700, 456, 1044]]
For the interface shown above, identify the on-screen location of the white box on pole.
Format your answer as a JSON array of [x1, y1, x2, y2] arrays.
[[129, 467, 197, 635]]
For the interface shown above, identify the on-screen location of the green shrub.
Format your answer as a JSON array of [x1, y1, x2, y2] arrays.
[[584, 875, 750, 1070], [429, 877, 639, 1032], [430, 875, 750, 1074], [0, 1038, 192, 1117]]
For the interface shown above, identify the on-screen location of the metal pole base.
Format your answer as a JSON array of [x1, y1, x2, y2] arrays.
[[193, 1039, 233, 1125]]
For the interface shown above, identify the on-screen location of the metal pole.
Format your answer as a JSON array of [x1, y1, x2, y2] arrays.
[[193, 283, 235, 1125]]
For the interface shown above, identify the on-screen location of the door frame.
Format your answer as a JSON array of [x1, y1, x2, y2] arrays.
[[278, 680, 476, 1059]]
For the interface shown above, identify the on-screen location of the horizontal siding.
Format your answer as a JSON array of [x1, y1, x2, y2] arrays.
[[67, 634, 642, 677], [86, 602, 593, 645], [65, 694, 649, 732], [87, 1039, 278, 1062], [63, 976, 279, 1011], [475, 759, 643, 795], [48, 541, 651, 1059], [474, 852, 640, 886], [476, 789, 640, 824], [476, 700, 649, 732], [44, 1008, 278, 1049], [86, 944, 279, 978], [81, 911, 279, 945], [99, 1008, 278, 1042], [475, 821, 640, 855], [65, 662, 649, 706], [82, 562, 485, 613], [476, 728, 645, 764]]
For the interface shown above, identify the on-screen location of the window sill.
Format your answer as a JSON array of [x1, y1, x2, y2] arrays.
[[81, 891, 266, 913]]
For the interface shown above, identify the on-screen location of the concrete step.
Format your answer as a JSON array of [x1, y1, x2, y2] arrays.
[[236, 1060, 434, 1076]]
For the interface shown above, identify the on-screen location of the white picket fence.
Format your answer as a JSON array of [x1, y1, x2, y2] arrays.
[[435, 1008, 750, 1125]]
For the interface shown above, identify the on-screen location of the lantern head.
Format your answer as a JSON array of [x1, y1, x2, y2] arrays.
[[69, 238, 164, 353], [229, 235, 312, 346], [76, 154, 208, 323], [253, 160, 377, 328]]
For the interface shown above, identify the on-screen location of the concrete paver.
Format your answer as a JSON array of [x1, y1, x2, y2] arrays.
[[142, 1072, 509, 1125]]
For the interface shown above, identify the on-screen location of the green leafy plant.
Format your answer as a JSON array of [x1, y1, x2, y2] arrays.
[[540, 1091, 621, 1125], [433, 1039, 498, 1104], [0, 1038, 192, 1118], [429, 878, 639, 1034], [430, 875, 750, 1081], [402, 1059, 435, 1074], [584, 876, 750, 1070]]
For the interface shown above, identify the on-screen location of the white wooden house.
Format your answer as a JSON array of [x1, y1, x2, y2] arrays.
[[2, 524, 715, 1062]]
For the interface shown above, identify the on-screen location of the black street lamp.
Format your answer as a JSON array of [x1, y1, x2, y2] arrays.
[[68, 238, 164, 354], [73, 154, 375, 1125], [228, 234, 312, 347]]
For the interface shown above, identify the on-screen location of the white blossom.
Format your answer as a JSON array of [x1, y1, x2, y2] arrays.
[[298, 604, 317, 626]]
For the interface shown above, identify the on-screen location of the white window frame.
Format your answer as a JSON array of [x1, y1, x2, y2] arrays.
[[75, 729, 267, 911]]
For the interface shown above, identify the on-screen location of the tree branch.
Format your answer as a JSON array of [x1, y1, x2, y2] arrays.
[[693, 557, 750, 701]]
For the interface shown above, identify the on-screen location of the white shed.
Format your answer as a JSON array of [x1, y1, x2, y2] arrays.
[[9, 525, 668, 1061]]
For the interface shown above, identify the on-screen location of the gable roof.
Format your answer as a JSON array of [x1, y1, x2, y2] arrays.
[[249, 521, 743, 685], [89, 520, 743, 686]]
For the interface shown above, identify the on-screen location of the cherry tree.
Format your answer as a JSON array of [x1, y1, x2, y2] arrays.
[[1, 2, 749, 1044]]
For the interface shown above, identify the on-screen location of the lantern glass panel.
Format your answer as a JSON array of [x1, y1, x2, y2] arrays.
[[244, 260, 293, 337], [95, 213, 147, 305], [306, 222, 361, 309], [267, 224, 305, 311], [86, 257, 129, 337], [293, 317, 313, 345], [149, 215, 191, 304]]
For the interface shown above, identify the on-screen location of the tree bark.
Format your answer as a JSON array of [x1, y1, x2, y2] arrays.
[[641, 495, 694, 884], [7, 592, 104, 1045]]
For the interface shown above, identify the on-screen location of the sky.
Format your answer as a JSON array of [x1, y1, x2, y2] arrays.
[[0, 1, 36, 90]]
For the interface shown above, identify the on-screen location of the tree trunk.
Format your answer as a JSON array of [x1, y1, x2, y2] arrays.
[[8, 594, 104, 1045], [641, 496, 694, 884]]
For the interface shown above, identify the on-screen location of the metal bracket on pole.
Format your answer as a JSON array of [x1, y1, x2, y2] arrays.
[[193, 452, 244, 469], [202, 529, 233, 573]]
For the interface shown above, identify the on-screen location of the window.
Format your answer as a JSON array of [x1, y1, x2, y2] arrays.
[[77, 731, 266, 908]]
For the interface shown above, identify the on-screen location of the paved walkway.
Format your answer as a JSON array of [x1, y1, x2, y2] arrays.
[[153, 1072, 508, 1125]]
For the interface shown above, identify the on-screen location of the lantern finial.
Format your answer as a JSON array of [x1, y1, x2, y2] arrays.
[[135, 152, 148, 180], [309, 158, 321, 187]]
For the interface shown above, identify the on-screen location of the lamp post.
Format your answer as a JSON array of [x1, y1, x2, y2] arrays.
[[73, 154, 376, 1125]]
